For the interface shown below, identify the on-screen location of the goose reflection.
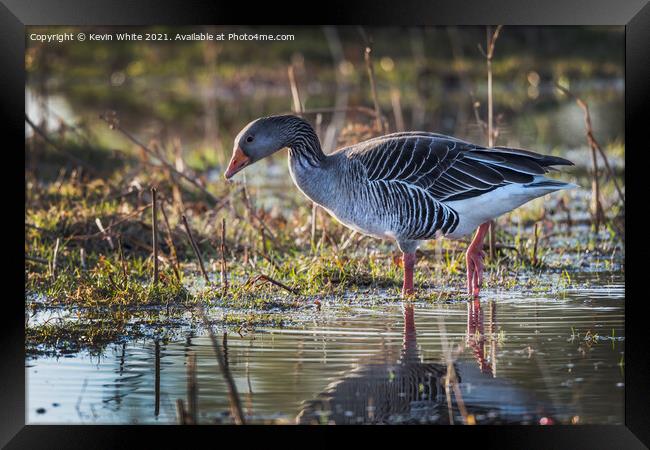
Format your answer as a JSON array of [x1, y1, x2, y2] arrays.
[[297, 300, 554, 425], [296, 303, 447, 424]]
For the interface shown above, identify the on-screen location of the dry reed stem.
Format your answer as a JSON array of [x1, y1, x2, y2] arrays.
[[532, 223, 539, 266], [25, 113, 97, 175], [94, 218, 114, 250], [287, 65, 303, 115], [478, 26, 503, 260], [390, 88, 405, 132], [159, 199, 182, 282], [470, 92, 489, 136], [117, 237, 128, 282], [315, 113, 323, 138], [51, 238, 60, 280], [243, 274, 299, 295], [240, 183, 280, 247], [554, 82, 625, 229], [220, 218, 228, 292], [322, 26, 348, 153], [364, 46, 385, 134], [151, 187, 159, 286], [290, 62, 317, 251], [80, 248, 87, 269], [181, 214, 210, 283], [310, 203, 318, 252], [99, 112, 219, 205]]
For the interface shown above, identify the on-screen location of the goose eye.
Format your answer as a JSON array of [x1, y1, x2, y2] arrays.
[[246, 135, 254, 143]]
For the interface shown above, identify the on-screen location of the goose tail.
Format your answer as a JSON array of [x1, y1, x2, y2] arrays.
[[523, 178, 579, 192]]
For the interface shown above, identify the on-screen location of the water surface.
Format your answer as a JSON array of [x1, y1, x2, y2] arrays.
[[27, 272, 624, 425]]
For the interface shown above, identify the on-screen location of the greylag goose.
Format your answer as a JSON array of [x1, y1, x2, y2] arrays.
[[224, 115, 575, 297]]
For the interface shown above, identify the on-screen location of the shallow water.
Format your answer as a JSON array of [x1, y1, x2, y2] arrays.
[[27, 272, 624, 425]]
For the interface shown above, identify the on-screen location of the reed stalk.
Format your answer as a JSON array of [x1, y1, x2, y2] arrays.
[[151, 187, 159, 286], [364, 46, 385, 134], [220, 218, 229, 293], [181, 214, 210, 284]]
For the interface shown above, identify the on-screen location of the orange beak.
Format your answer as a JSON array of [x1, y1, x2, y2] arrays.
[[224, 147, 251, 179]]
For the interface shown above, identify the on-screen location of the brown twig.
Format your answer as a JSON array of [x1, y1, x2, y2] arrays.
[[478, 26, 503, 260], [469, 92, 488, 136], [181, 214, 210, 284], [25, 114, 97, 175], [117, 237, 128, 285], [288, 65, 303, 115], [289, 63, 317, 250], [251, 246, 282, 273], [95, 218, 114, 250], [532, 223, 540, 266], [364, 46, 385, 133], [99, 112, 219, 205], [322, 26, 350, 152], [159, 199, 181, 282], [478, 25, 503, 148], [557, 197, 573, 234], [240, 184, 279, 244], [390, 88, 405, 132], [243, 274, 299, 295], [310, 203, 318, 252], [151, 187, 159, 286], [107, 273, 124, 293], [220, 218, 228, 293], [554, 82, 625, 227]]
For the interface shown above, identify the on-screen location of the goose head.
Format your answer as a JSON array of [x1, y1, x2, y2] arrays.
[[224, 115, 294, 179]]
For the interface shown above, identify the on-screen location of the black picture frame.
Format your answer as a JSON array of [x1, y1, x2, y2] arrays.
[[4, 0, 648, 448]]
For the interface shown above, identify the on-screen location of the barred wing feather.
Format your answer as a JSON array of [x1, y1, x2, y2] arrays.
[[344, 133, 573, 203]]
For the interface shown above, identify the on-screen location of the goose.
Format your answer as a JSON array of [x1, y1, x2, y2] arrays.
[[224, 114, 575, 297]]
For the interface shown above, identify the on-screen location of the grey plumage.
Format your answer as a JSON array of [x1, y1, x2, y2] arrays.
[[231, 115, 575, 254]]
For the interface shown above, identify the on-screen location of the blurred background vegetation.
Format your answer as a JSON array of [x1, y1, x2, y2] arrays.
[[26, 25, 624, 180]]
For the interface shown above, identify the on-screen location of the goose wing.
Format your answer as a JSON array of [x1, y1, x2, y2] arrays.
[[344, 132, 573, 203]]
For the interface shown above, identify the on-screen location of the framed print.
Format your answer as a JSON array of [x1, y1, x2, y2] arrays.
[[2, 0, 648, 448]]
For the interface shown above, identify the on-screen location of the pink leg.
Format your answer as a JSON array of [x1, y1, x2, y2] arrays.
[[402, 252, 416, 297], [466, 222, 491, 297]]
